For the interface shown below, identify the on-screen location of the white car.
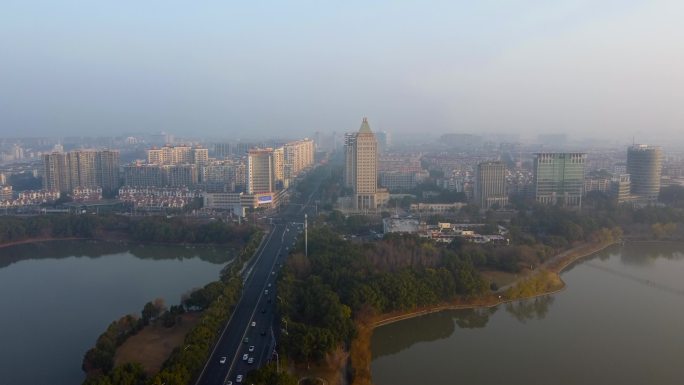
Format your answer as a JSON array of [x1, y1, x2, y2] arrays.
[[236, 374, 243, 383], [248, 357, 254, 364], [219, 356, 227, 364], [248, 345, 255, 352], [242, 353, 248, 361], [251, 321, 256, 327]]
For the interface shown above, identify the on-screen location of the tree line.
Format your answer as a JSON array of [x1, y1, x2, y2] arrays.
[[0, 215, 253, 247]]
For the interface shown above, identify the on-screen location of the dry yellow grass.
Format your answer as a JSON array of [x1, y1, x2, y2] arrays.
[[114, 313, 201, 375]]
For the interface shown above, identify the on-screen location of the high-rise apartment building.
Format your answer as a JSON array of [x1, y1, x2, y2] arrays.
[[533, 152, 586, 208], [213, 143, 231, 159], [164, 164, 198, 187], [96, 150, 120, 195], [475, 161, 508, 209], [627, 144, 663, 203], [42, 150, 120, 194], [273, 147, 285, 186], [345, 118, 382, 209], [247, 149, 275, 194], [123, 164, 164, 187], [67, 150, 98, 189], [42, 152, 70, 193], [283, 139, 314, 180], [147, 145, 208, 166]]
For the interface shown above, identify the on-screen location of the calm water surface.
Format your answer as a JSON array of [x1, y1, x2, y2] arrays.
[[372, 243, 684, 385], [0, 240, 232, 385]]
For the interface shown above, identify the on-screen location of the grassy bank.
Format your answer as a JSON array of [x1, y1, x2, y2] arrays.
[[348, 239, 617, 385]]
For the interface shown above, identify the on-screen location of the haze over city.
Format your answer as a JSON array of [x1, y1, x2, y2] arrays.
[[3, 3, 684, 385], [2, 0, 684, 144]]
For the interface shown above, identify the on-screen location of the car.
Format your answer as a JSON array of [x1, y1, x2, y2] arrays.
[[251, 321, 256, 327], [248, 345, 255, 352], [236, 374, 243, 383], [243, 337, 249, 344], [265, 289, 269, 295], [219, 356, 227, 364], [248, 357, 254, 364], [271, 271, 275, 275], [242, 353, 248, 361], [226, 382, 233, 385], [267, 283, 272, 287]]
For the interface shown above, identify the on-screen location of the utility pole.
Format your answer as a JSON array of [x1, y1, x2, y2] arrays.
[[304, 213, 308, 257]]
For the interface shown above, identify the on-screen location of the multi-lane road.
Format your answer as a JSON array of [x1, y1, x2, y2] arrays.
[[196, 192, 318, 385]]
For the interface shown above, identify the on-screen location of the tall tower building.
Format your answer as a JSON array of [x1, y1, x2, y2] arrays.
[[627, 144, 662, 203], [533, 152, 586, 208], [247, 148, 275, 194], [273, 147, 285, 186], [475, 161, 508, 209], [67, 150, 98, 189], [192, 147, 209, 166], [344, 133, 356, 189], [345, 118, 380, 209], [96, 150, 120, 195], [42, 152, 70, 193]]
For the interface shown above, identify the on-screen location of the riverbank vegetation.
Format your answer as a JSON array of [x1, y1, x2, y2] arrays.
[[279, 201, 684, 384], [81, 229, 263, 385]]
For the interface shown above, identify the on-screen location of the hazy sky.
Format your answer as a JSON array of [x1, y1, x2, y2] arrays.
[[2, 0, 683, 143]]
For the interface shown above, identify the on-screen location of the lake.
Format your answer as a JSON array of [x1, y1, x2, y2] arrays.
[[371, 242, 684, 385], [0, 240, 232, 385]]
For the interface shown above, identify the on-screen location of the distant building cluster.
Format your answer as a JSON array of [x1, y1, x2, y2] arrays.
[[119, 139, 314, 215], [71, 187, 102, 202], [378, 154, 429, 192], [0, 190, 61, 207], [382, 218, 508, 244], [1, 124, 671, 218], [118, 186, 203, 210]]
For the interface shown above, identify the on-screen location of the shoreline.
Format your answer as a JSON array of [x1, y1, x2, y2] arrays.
[[0, 236, 240, 252], [0, 237, 90, 250], [349, 239, 618, 385]]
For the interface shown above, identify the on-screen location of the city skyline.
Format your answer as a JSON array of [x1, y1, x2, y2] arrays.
[[2, 1, 684, 144]]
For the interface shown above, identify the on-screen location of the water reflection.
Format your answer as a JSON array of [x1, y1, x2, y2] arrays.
[[372, 243, 684, 385], [619, 242, 684, 265], [504, 295, 554, 324], [372, 307, 498, 360], [0, 240, 233, 268]]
